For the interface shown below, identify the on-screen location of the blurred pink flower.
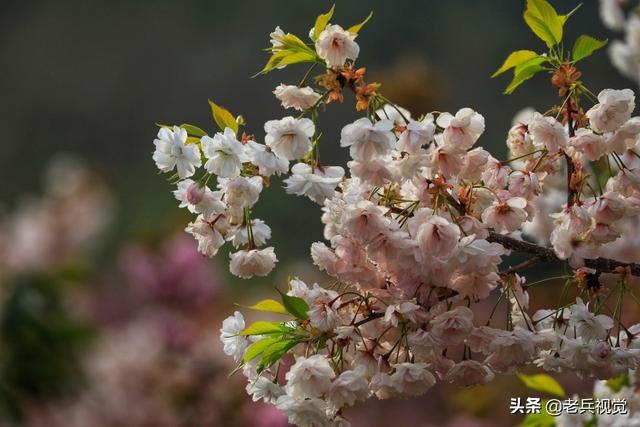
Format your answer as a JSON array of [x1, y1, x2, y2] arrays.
[[120, 233, 220, 310], [243, 401, 291, 427]]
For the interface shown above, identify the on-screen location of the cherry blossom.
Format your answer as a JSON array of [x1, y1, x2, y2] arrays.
[[227, 218, 272, 248], [284, 163, 345, 204], [586, 88, 635, 133], [528, 113, 568, 152], [184, 215, 227, 257], [275, 395, 329, 427], [481, 197, 528, 234], [174, 179, 225, 219], [152, 126, 201, 179], [371, 363, 436, 399], [436, 108, 485, 149], [286, 355, 336, 398], [326, 367, 369, 413], [315, 24, 359, 68], [340, 118, 396, 161], [220, 311, 248, 362], [201, 128, 246, 177], [229, 247, 278, 279], [568, 128, 607, 161], [245, 140, 289, 176], [265, 116, 315, 160], [444, 360, 495, 387], [273, 84, 322, 111], [397, 116, 435, 154]]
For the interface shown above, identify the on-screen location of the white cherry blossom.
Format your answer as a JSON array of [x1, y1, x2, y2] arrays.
[[265, 116, 315, 160], [284, 163, 345, 204], [340, 118, 396, 161], [229, 247, 277, 278], [276, 395, 331, 427], [246, 374, 285, 404], [444, 360, 494, 387], [152, 126, 201, 178], [436, 108, 485, 149], [326, 367, 369, 413], [315, 24, 359, 68], [219, 311, 248, 362], [227, 218, 272, 248], [219, 176, 263, 213], [185, 215, 227, 257], [587, 88, 635, 133], [285, 355, 336, 398], [568, 128, 607, 161], [174, 179, 225, 219], [371, 363, 436, 399], [397, 115, 436, 154], [201, 128, 246, 178], [482, 197, 528, 234], [274, 84, 322, 111], [245, 141, 289, 176], [528, 113, 568, 152]]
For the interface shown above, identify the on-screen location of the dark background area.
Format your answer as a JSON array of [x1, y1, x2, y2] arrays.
[[0, 0, 628, 261]]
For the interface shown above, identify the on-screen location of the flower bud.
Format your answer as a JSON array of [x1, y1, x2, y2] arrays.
[[186, 182, 205, 205]]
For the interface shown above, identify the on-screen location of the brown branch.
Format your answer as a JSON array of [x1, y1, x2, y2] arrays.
[[487, 232, 640, 276], [564, 95, 578, 207], [353, 312, 384, 327], [499, 256, 542, 276]]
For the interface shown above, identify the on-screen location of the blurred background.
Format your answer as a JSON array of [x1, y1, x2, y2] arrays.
[[0, 0, 633, 426]]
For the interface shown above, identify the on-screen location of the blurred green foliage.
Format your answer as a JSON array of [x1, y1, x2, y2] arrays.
[[0, 275, 93, 422]]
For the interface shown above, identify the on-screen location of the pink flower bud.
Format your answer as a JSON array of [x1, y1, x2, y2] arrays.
[[186, 182, 205, 205], [592, 341, 610, 359]]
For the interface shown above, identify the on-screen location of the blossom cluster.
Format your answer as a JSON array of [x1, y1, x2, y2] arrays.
[[152, 3, 640, 426], [516, 89, 640, 266]]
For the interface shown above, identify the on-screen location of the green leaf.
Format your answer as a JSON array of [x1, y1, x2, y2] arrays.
[[239, 321, 287, 336], [257, 32, 322, 74], [492, 50, 540, 78], [572, 35, 608, 62], [523, 0, 564, 48], [260, 49, 319, 75], [245, 299, 289, 315], [519, 412, 555, 427], [518, 373, 566, 398], [518, 399, 555, 427], [258, 338, 301, 372], [504, 56, 548, 94], [606, 374, 630, 392], [243, 336, 282, 363], [313, 5, 335, 41], [180, 123, 208, 137], [208, 101, 239, 133], [277, 288, 310, 320], [278, 33, 313, 52], [518, 398, 556, 427], [348, 11, 373, 35]]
